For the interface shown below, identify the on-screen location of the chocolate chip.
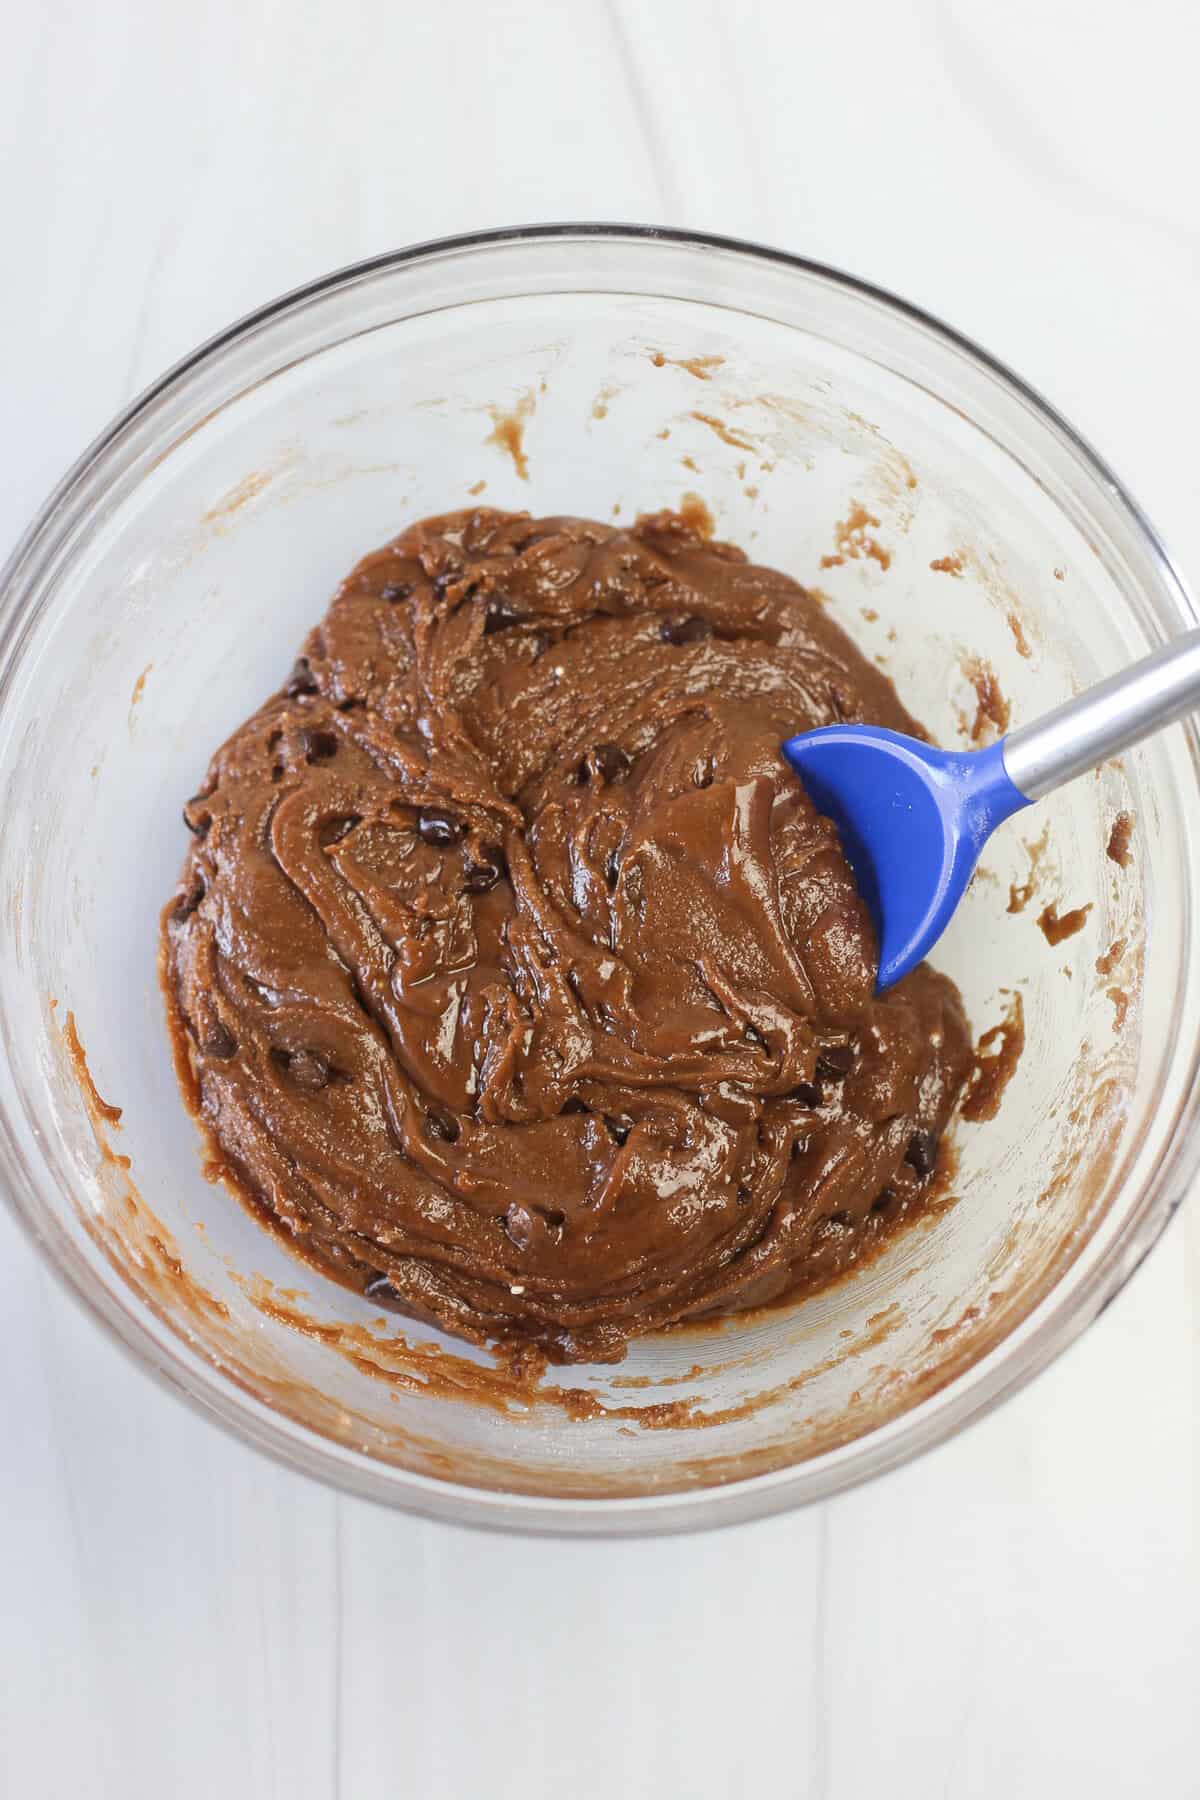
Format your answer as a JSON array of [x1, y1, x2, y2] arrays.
[[905, 1130, 939, 1177], [815, 1045, 853, 1081], [432, 571, 471, 603], [737, 1184, 752, 1205], [660, 616, 713, 646], [594, 743, 631, 784], [425, 1110, 460, 1143], [183, 799, 211, 837], [417, 808, 462, 848], [605, 849, 621, 890], [205, 1020, 236, 1060], [298, 727, 338, 763], [379, 581, 413, 603], [287, 1048, 331, 1091], [364, 1273, 405, 1309], [321, 815, 361, 847], [604, 1115, 631, 1146], [172, 877, 204, 923], [871, 1189, 896, 1214], [791, 1081, 821, 1108], [561, 1096, 588, 1116], [578, 743, 632, 786], [285, 657, 318, 698], [484, 597, 521, 634], [463, 845, 505, 892], [504, 1205, 533, 1250]]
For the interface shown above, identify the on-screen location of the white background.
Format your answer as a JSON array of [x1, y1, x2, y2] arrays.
[[3, 2, 1199, 1795]]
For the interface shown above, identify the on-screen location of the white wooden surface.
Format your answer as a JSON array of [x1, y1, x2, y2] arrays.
[[3, 3, 1199, 1794]]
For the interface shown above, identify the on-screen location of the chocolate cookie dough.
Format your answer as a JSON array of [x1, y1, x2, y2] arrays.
[[164, 508, 971, 1364]]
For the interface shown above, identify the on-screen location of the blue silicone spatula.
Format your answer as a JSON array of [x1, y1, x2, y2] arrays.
[[782, 629, 1200, 990]]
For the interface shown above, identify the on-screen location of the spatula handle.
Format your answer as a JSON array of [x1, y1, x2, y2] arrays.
[[1003, 627, 1200, 802]]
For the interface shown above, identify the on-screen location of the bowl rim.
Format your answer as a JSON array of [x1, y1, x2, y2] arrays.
[[2, 219, 1197, 1535]]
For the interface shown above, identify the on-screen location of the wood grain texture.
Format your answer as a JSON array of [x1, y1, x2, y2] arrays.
[[2, 0, 1198, 1794]]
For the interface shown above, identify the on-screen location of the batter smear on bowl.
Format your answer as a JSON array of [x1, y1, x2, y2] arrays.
[[162, 508, 972, 1365]]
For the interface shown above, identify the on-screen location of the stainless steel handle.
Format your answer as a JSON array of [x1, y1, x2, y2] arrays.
[[1002, 627, 1200, 802]]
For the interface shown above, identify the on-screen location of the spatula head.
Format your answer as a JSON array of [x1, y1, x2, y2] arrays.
[[781, 726, 1028, 989]]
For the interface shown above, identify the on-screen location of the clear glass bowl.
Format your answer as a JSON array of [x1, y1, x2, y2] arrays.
[[2, 225, 1197, 1534]]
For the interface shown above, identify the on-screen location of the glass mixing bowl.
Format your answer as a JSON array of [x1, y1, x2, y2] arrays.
[[2, 225, 1197, 1534]]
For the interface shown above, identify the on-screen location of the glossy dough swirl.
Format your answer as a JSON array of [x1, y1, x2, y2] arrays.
[[164, 508, 971, 1363]]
